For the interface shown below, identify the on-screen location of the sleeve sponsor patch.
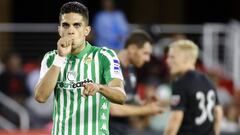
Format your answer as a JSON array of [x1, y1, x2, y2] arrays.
[[113, 59, 119, 64], [111, 59, 123, 80], [113, 59, 120, 71]]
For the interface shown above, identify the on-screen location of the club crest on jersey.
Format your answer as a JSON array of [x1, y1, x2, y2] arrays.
[[67, 71, 77, 82], [84, 56, 92, 64]]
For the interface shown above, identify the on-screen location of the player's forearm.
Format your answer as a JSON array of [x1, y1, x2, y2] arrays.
[[35, 65, 60, 103], [98, 85, 126, 104], [214, 105, 223, 135], [110, 103, 152, 117], [164, 128, 177, 135], [164, 124, 179, 135], [164, 111, 183, 135]]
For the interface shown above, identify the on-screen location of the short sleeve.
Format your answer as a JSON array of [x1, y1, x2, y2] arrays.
[[170, 82, 187, 111], [39, 51, 56, 80], [211, 83, 220, 106], [100, 48, 124, 84]]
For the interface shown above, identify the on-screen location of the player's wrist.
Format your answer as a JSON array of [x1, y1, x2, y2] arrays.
[[97, 84, 102, 91], [97, 84, 105, 93], [53, 54, 66, 68]]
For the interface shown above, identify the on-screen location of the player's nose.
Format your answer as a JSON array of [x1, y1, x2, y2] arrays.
[[68, 26, 75, 35]]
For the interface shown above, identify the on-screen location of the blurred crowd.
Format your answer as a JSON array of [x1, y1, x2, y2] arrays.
[[0, 0, 239, 134]]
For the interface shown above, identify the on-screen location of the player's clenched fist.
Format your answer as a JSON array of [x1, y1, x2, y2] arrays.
[[57, 36, 74, 57], [82, 83, 100, 97]]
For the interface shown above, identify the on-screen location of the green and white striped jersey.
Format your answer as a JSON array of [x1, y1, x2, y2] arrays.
[[39, 42, 124, 135]]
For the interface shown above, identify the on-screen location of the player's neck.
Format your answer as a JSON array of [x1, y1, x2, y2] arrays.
[[179, 66, 195, 76], [118, 50, 129, 68]]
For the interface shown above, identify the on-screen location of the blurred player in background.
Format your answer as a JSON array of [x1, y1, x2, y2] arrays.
[[164, 40, 223, 135], [34, 1, 126, 135], [109, 30, 164, 135], [93, 0, 129, 50]]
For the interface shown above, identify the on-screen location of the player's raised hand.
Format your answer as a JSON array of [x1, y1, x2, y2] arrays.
[[57, 36, 74, 57], [82, 83, 100, 97]]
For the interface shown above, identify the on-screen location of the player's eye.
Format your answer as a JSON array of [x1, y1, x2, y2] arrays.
[[73, 23, 81, 28], [62, 23, 70, 29]]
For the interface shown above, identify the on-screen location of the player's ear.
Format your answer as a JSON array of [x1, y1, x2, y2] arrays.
[[58, 26, 62, 37], [84, 26, 91, 37]]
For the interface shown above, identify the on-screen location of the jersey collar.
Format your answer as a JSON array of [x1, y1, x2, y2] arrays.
[[67, 42, 92, 59]]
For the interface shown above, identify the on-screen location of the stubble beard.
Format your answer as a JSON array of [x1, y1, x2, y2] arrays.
[[71, 40, 85, 54]]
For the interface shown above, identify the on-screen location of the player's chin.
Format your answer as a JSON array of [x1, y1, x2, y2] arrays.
[[169, 69, 177, 75], [72, 44, 80, 49], [136, 62, 144, 68]]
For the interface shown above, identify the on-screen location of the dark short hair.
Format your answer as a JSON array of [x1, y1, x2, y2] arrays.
[[124, 30, 153, 49], [59, 1, 89, 25]]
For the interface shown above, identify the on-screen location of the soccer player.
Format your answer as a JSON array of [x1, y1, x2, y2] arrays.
[[164, 40, 223, 135], [109, 30, 164, 135], [34, 2, 126, 135]]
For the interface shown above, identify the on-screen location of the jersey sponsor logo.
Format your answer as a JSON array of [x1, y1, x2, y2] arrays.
[[56, 82, 73, 89], [114, 66, 120, 70], [72, 79, 93, 88], [113, 59, 120, 70], [171, 95, 181, 106], [56, 79, 93, 89], [113, 59, 119, 65], [113, 59, 120, 65]]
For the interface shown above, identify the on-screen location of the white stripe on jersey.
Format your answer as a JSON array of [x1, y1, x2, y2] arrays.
[[53, 54, 65, 135], [59, 62, 66, 135], [53, 96, 58, 135], [87, 53, 93, 135], [64, 88, 71, 135], [80, 54, 87, 135], [72, 59, 80, 135], [39, 54, 48, 80], [94, 51, 100, 135], [59, 83, 64, 134], [64, 60, 72, 135]]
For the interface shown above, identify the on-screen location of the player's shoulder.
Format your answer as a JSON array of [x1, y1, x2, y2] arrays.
[[180, 70, 202, 82], [184, 70, 211, 84], [172, 71, 200, 88], [43, 50, 57, 58], [98, 47, 118, 58], [41, 50, 57, 67]]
